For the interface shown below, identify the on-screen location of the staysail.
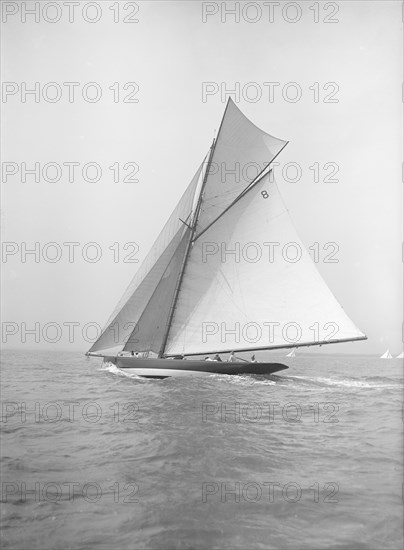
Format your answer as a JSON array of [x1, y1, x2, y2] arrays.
[[380, 349, 393, 359], [122, 229, 191, 355], [88, 162, 204, 354], [89, 99, 366, 357]]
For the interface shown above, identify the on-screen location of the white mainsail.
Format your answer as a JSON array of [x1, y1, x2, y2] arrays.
[[380, 349, 393, 359], [286, 348, 296, 357], [165, 174, 365, 355], [396, 351, 404, 359], [89, 99, 366, 357]]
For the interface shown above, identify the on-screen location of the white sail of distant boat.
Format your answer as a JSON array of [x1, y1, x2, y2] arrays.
[[380, 349, 393, 359], [396, 351, 403, 359], [87, 99, 366, 377], [285, 348, 296, 357]]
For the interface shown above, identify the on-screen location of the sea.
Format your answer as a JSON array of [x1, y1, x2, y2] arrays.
[[1, 350, 403, 550]]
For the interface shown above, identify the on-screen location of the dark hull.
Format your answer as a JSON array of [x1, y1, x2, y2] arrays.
[[105, 356, 288, 378]]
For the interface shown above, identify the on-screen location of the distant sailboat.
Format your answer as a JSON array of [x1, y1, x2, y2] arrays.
[[396, 351, 403, 359], [380, 349, 393, 359], [87, 99, 366, 377], [285, 348, 296, 358]]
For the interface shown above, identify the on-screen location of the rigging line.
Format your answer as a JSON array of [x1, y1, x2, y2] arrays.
[[194, 141, 289, 242], [199, 188, 252, 213], [179, 217, 193, 229], [204, 183, 251, 201], [191, 150, 211, 218], [201, 188, 253, 208]]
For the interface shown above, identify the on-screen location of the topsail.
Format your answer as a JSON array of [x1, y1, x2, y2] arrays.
[[195, 98, 288, 237], [89, 99, 366, 357]]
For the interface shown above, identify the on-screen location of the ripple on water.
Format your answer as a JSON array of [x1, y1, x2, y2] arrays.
[[1, 351, 402, 550]]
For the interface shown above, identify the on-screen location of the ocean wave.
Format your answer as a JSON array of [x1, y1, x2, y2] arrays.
[[283, 375, 401, 389], [101, 362, 140, 378], [208, 374, 277, 386], [2, 350, 403, 550]]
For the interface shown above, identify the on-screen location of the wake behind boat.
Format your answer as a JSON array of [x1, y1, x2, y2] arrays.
[[87, 99, 366, 378]]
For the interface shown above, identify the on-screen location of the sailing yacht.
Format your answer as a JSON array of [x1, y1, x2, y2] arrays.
[[87, 99, 366, 378], [380, 349, 393, 359], [285, 348, 297, 358], [396, 351, 404, 359]]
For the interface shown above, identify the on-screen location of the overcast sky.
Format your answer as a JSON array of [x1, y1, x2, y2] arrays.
[[1, 0, 402, 354]]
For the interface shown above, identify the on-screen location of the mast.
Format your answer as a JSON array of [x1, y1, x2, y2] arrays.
[[158, 139, 216, 357], [158, 100, 234, 357]]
